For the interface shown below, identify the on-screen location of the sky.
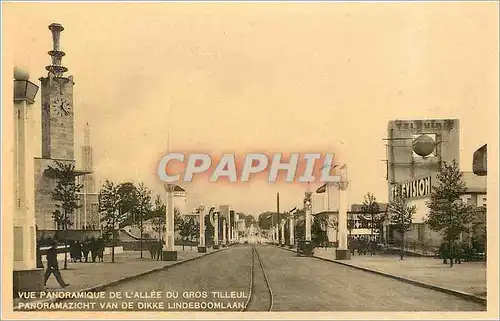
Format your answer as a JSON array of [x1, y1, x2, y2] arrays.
[[2, 2, 498, 217]]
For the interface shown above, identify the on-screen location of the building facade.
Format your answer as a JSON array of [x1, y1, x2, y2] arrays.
[[173, 185, 187, 215], [385, 119, 486, 247]]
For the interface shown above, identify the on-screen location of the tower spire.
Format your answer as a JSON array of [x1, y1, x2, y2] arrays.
[[46, 23, 68, 77], [167, 103, 172, 153], [84, 122, 91, 147], [82, 122, 93, 171]]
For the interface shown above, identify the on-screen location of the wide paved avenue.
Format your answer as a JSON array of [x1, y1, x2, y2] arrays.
[[58, 245, 484, 312]]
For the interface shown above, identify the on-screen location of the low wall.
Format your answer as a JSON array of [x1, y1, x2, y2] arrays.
[[122, 241, 159, 251], [37, 229, 102, 242], [121, 240, 198, 251]]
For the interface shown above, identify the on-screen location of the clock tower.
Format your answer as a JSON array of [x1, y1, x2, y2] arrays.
[[40, 23, 75, 160], [34, 23, 78, 230]]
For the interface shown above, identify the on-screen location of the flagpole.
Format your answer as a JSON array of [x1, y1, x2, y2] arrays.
[[163, 100, 177, 261]]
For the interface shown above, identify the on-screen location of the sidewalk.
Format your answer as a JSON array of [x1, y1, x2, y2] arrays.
[[313, 247, 487, 300], [13, 245, 225, 309]]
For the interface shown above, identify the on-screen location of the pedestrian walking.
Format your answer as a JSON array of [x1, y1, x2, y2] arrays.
[[90, 238, 98, 262], [96, 237, 105, 262], [69, 241, 77, 262], [44, 240, 69, 288], [75, 241, 83, 262]]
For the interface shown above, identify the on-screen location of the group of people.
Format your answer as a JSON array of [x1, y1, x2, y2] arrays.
[[68, 238, 105, 263], [149, 241, 163, 260], [348, 236, 379, 256]]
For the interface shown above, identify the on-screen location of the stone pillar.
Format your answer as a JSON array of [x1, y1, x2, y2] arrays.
[[222, 219, 227, 247], [336, 174, 351, 260], [162, 184, 177, 261], [197, 205, 206, 253], [13, 68, 44, 295], [289, 216, 295, 248], [235, 212, 239, 243], [280, 219, 286, 247], [305, 209, 312, 242]]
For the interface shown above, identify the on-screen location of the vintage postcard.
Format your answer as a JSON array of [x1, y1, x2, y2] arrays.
[[2, 1, 498, 320]]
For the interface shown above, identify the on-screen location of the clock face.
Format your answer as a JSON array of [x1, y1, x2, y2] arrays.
[[51, 96, 71, 117]]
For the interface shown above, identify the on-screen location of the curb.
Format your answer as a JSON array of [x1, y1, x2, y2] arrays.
[[274, 245, 487, 306], [13, 248, 228, 311]]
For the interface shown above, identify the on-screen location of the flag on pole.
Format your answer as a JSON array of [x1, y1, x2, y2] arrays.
[[316, 184, 327, 193]]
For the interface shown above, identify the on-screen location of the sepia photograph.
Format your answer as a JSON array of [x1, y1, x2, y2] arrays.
[[1, 1, 498, 319]]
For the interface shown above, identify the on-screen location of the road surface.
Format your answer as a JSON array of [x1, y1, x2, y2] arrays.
[[30, 244, 485, 312]]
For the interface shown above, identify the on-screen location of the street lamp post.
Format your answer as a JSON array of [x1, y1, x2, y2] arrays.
[[162, 183, 177, 261]]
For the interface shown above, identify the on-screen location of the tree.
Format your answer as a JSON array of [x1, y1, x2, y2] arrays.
[[471, 206, 487, 257], [178, 216, 191, 251], [46, 161, 82, 270], [425, 160, 476, 267], [312, 215, 328, 248], [151, 195, 166, 242], [205, 213, 214, 247], [134, 183, 152, 259], [257, 211, 276, 230], [295, 218, 306, 242], [117, 182, 138, 226], [312, 214, 336, 248], [174, 208, 183, 231], [188, 216, 199, 250], [243, 214, 257, 229], [361, 193, 380, 248], [389, 195, 415, 260], [99, 180, 126, 263]]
